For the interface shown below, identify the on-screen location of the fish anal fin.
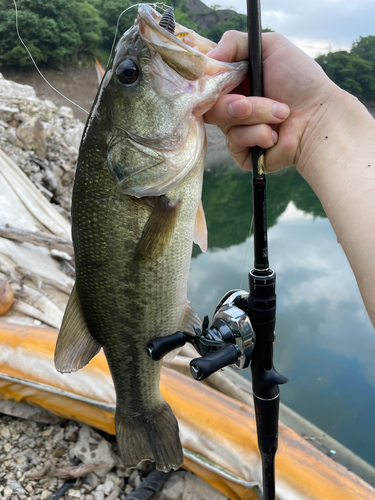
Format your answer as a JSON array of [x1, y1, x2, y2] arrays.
[[164, 300, 201, 362], [115, 403, 183, 472], [134, 195, 181, 263], [54, 284, 101, 373], [179, 301, 202, 334], [193, 200, 207, 253]]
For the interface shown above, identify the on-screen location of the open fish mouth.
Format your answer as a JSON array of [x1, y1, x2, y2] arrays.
[[137, 3, 240, 81]]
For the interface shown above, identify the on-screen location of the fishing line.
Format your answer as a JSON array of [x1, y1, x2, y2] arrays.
[[12, 0, 89, 116], [240, 215, 254, 290]]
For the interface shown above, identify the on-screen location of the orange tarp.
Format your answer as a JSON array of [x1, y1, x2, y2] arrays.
[[0, 323, 374, 500]]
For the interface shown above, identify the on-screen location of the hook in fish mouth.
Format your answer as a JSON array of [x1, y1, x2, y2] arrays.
[[159, 7, 175, 34]]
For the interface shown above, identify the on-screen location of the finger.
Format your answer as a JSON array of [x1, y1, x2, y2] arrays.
[[205, 95, 290, 126], [225, 125, 278, 171], [205, 95, 251, 124], [207, 31, 248, 63], [226, 140, 252, 171], [225, 123, 278, 152]]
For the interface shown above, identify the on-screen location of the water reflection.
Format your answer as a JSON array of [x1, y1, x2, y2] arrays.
[[188, 166, 375, 466]]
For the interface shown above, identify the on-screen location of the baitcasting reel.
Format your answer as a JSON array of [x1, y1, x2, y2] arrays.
[[146, 290, 255, 381]]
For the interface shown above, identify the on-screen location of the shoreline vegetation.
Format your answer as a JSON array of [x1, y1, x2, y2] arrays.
[[0, 0, 374, 103]]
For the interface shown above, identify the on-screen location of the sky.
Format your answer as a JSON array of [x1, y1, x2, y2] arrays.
[[202, 0, 375, 58]]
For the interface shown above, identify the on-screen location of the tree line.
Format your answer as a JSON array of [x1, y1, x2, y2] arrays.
[[0, 0, 374, 102], [315, 36, 375, 102]]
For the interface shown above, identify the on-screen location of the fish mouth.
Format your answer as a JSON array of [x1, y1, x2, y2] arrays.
[[137, 4, 237, 81], [137, 4, 217, 54]]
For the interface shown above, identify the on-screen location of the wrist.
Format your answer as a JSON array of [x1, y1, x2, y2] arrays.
[[296, 87, 375, 195]]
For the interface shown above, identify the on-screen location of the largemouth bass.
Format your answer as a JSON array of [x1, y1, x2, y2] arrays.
[[55, 4, 247, 472]]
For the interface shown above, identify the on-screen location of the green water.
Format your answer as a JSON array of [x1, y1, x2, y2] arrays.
[[187, 165, 375, 467]]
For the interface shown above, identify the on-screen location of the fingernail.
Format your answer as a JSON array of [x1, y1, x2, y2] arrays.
[[272, 103, 290, 120], [272, 130, 278, 144], [228, 99, 249, 118]]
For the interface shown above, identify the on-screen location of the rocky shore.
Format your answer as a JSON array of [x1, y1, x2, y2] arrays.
[[0, 407, 226, 500], [0, 73, 84, 221]]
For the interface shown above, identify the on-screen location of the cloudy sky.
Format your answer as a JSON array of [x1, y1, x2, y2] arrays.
[[202, 0, 375, 57]]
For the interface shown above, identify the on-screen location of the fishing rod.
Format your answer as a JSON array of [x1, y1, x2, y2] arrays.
[[246, 1, 288, 499], [147, 2, 287, 497]]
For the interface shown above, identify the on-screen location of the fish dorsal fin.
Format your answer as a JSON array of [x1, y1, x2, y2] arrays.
[[194, 200, 207, 253], [164, 301, 201, 362], [134, 195, 181, 263], [54, 284, 101, 373]]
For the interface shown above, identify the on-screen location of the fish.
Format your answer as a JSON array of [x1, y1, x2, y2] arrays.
[[54, 4, 247, 472]]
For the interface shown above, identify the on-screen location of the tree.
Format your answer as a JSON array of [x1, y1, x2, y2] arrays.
[[351, 35, 375, 65], [316, 50, 375, 101], [98, 0, 135, 53], [0, 0, 103, 68], [205, 13, 247, 43]]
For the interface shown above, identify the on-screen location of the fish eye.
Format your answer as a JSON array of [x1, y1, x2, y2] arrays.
[[116, 59, 139, 85]]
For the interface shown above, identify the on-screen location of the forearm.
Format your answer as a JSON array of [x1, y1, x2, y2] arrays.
[[298, 89, 375, 325]]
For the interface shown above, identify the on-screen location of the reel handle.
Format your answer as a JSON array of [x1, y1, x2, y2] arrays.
[[147, 331, 186, 361], [190, 344, 240, 381]]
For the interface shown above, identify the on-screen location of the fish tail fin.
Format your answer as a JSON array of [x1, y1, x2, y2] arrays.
[[115, 403, 183, 472]]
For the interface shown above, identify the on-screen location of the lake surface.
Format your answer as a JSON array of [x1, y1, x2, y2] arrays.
[[187, 164, 375, 467]]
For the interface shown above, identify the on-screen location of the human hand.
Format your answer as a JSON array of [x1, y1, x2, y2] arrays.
[[205, 31, 339, 174]]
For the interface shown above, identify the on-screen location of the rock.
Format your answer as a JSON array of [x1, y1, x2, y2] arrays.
[[52, 445, 68, 458], [42, 167, 58, 193], [4, 442, 12, 452], [64, 423, 80, 442], [13, 112, 30, 123], [0, 74, 36, 99], [105, 486, 122, 500], [59, 106, 75, 120], [44, 100, 58, 112], [7, 480, 26, 495], [155, 472, 184, 499], [0, 426, 11, 439], [67, 489, 81, 498], [64, 122, 85, 152], [71, 425, 116, 476], [6, 125, 24, 149], [84, 472, 100, 489], [41, 490, 53, 500], [92, 490, 105, 500], [153, 471, 227, 500], [3, 486, 13, 498], [17, 118, 47, 157], [101, 477, 114, 495], [0, 105, 19, 122], [0, 399, 65, 425]]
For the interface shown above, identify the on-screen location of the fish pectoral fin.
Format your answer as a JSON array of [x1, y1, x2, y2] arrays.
[[54, 284, 101, 373], [115, 402, 183, 472], [134, 195, 181, 263], [193, 199, 208, 252]]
